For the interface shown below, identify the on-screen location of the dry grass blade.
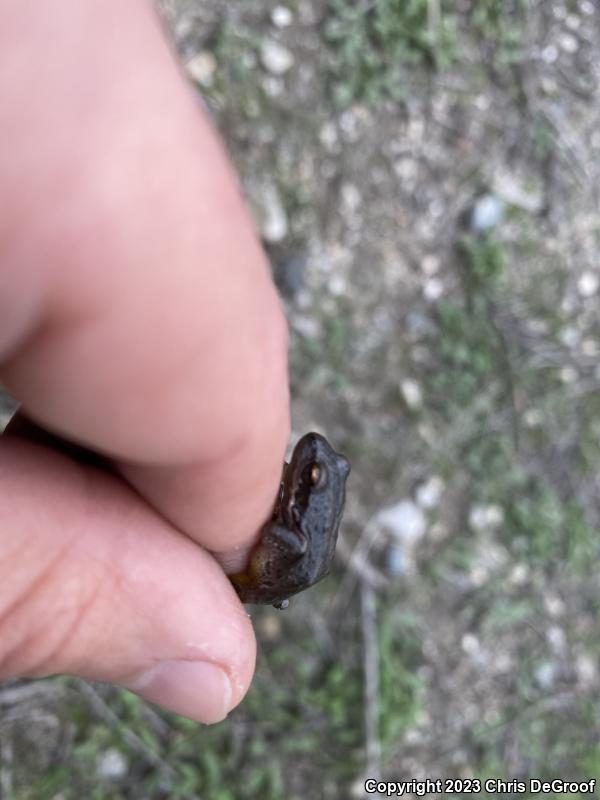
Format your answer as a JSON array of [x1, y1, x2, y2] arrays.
[[360, 582, 382, 792], [74, 680, 176, 781], [0, 739, 13, 800]]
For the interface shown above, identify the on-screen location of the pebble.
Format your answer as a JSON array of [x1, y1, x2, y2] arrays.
[[328, 273, 347, 296], [560, 365, 578, 383], [535, 661, 557, 690], [271, 5, 293, 27], [469, 504, 504, 532], [461, 633, 485, 663], [319, 121, 339, 150], [470, 194, 504, 232], [577, 271, 599, 297], [421, 254, 441, 276], [523, 409, 541, 431], [576, 653, 597, 687], [393, 157, 419, 188], [250, 182, 288, 243], [415, 476, 444, 509], [377, 500, 427, 544], [509, 563, 529, 585], [400, 379, 423, 411], [541, 44, 559, 63], [546, 625, 566, 653], [341, 182, 362, 213], [185, 51, 217, 87], [559, 326, 580, 347], [277, 255, 307, 297], [544, 593, 565, 617], [260, 39, 294, 75], [423, 278, 444, 301], [559, 33, 579, 53], [96, 749, 128, 781], [386, 542, 405, 576]]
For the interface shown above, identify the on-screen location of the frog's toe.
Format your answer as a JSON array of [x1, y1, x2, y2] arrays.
[[273, 598, 290, 610]]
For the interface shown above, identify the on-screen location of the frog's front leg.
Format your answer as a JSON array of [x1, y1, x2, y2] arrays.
[[263, 523, 308, 564]]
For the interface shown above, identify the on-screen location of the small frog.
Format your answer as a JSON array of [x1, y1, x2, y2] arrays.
[[230, 432, 350, 609]]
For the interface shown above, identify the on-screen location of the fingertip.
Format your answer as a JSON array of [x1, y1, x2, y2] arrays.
[[125, 660, 233, 724]]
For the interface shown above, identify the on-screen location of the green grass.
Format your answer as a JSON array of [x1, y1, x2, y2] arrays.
[[323, 0, 525, 107], [324, 0, 459, 106]]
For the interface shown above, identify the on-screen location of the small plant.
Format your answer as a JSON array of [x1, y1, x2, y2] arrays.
[[324, 0, 459, 106]]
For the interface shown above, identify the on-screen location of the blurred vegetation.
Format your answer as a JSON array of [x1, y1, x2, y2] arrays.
[[324, 0, 525, 106]]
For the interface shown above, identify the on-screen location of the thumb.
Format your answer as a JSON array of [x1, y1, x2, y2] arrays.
[[0, 437, 255, 723]]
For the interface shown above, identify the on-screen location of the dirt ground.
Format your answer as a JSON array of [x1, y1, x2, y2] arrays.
[[1, 1, 600, 798]]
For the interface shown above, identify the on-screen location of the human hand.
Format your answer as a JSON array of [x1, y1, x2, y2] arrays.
[[0, 0, 290, 722]]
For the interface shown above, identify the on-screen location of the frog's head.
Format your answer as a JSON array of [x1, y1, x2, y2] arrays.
[[282, 432, 350, 566]]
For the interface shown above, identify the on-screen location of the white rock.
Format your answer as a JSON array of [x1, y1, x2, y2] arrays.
[[535, 661, 557, 690], [546, 625, 566, 653], [544, 593, 565, 617], [423, 277, 444, 301], [251, 182, 288, 243], [271, 5, 293, 27], [560, 365, 578, 383], [559, 326, 580, 347], [577, 271, 599, 297], [185, 51, 217, 86], [319, 121, 339, 150], [509, 563, 529, 585], [341, 182, 362, 213], [469, 504, 504, 532], [260, 39, 294, 75], [541, 44, 558, 63], [377, 500, 427, 544], [559, 32, 579, 53], [421, 254, 441, 276], [470, 194, 504, 231], [328, 274, 347, 296], [415, 476, 444, 509], [96, 749, 128, 781], [400, 379, 423, 411], [386, 542, 405, 576], [523, 408, 543, 428], [393, 157, 418, 187], [576, 653, 597, 686], [461, 633, 482, 658]]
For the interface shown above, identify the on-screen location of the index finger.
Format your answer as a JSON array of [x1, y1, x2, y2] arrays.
[[0, 0, 290, 566]]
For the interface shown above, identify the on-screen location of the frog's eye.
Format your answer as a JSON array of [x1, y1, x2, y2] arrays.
[[309, 462, 327, 488]]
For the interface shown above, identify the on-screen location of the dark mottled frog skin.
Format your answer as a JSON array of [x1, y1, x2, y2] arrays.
[[230, 432, 350, 609]]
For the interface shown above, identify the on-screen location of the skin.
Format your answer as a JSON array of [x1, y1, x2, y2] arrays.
[[0, 0, 290, 723]]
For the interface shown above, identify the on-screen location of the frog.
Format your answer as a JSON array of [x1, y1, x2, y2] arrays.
[[230, 432, 350, 609]]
